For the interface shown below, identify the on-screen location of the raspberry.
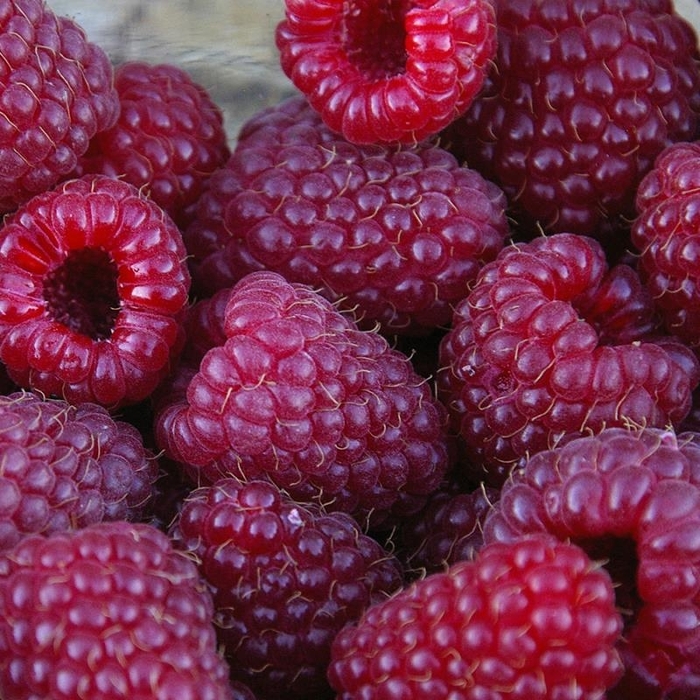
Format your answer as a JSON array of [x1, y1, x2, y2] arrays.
[[184, 94, 510, 336], [437, 232, 700, 484], [482, 426, 700, 697], [73, 61, 231, 230], [0, 174, 191, 410], [170, 477, 404, 699], [442, 0, 700, 243], [0, 520, 244, 700], [632, 140, 700, 355], [0, 390, 157, 553], [328, 533, 623, 699], [0, 0, 119, 214], [275, 0, 497, 144], [154, 270, 451, 527]]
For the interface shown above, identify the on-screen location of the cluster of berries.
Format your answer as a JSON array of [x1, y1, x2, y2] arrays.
[[0, 0, 700, 699]]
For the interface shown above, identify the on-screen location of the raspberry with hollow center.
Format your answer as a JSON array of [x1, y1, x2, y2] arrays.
[[328, 533, 624, 699], [0, 174, 191, 410], [482, 426, 700, 697], [437, 232, 700, 484], [275, 0, 497, 144]]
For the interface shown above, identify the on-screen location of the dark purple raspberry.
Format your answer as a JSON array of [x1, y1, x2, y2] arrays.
[[0, 174, 191, 410], [442, 0, 700, 244], [0, 520, 241, 700], [482, 426, 700, 697], [275, 0, 497, 144], [184, 94, 510, 336], [328, 533, 623, 699], [154, 270, 451, 528], [0, 390, 157, 553], [0, 0, 119, 214], [632, 139, 700, 355], [170, 477, 404, 700], [73, 60, 231, 229], [437, 232, 699, 484]]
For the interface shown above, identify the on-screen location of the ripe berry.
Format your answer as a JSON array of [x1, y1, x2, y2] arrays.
[[0, 390, 157, 554], [632, 139, 700, 354], [275, 0, 497, 144], [170, 477, 404, 699], [184, 94, 510, 336], [437, 232, 700, 484], [328, 533, 623, 699], [482, 426, 700, 697], [0, 174, 191, 410], [442, 0, 700, 244], [154, 270, 451, 527], [0, 0, 119, 214], [0, 520, 242, 700], [73, 61, 231, 229]]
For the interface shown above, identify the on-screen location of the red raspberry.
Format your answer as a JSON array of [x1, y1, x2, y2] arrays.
[[0, 0, 119, 214], [482, 426, 700, 697], [275, 0, 497, 144], [170, 477, 404, 699], [632, 140, 700, 355], [437, 232, 700, 484], [442, 0, 700, 243], [154, 270, 451, 527], [0, 390, 157, 553], [0, 174, 191, 410], [0, 520, 245, 700], [73, 61, 231, 230], [184, 94, 510, 336], [328, 533, 623, 699]]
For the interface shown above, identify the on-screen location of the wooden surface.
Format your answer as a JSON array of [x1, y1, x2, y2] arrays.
[[47, 0, 700, 146]]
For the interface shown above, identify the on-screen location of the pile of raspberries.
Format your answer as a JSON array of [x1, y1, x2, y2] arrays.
[[1, 0, 700, 698]]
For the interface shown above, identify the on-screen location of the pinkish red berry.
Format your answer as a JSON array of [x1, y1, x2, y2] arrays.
[[0, 174, 191, 410], [0, 0, 119, 214], [275, 0, 497, 144], [483, 426, 700, 697], [443, 0, 700, 244], [438, 232, 699, 484], [154, 270, 451, 527], [170, 477, 404, 699], [328, 533, 623, 699], [184, 94, 510, 336], [0, 520, 242, 700], [73, 60, 231, 229]]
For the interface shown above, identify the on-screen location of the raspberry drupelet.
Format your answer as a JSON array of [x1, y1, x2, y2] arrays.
[[0, 174, 191, 410], [154, 270, 451, 528], [184, 94, 510, 336], [170, 477, 404, 700], [275, 0, 498, 145], [437, 232, 700, 485], [483, 426, 700, 697], [0, 0, 119, 214], [442, 0, 700, 247], [328, 533, 624, 699]]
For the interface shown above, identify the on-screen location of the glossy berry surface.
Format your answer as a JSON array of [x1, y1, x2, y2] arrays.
[[154, 270, 451, 526], [0, 390, 157, 554], [443, 0, 700, 242], [328, 533, 623, 699], [0, 0, 119, 214], [171, 477, 404, 699], [438, 232, 700, 484], [632, 139, 700, 355], [483, 426, 700, 697], [74, 60, 230, 229], [275, 0, 497, 144], [0, 520, 240, 700], [184, 94, 510, 335], [0, 174, 191, 410]]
